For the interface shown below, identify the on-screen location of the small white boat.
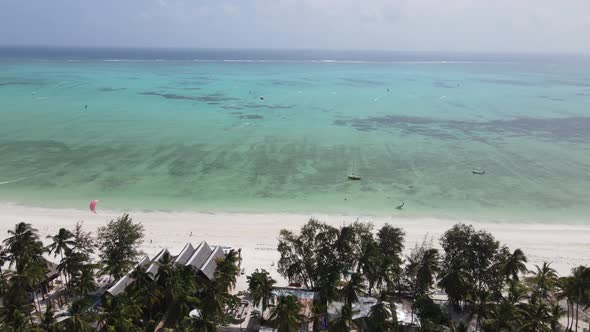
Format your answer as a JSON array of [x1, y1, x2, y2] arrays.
[[347, 174, 362, 180]]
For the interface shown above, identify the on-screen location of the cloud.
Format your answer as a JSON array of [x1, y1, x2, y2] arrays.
[[0, 0, 589, 52]]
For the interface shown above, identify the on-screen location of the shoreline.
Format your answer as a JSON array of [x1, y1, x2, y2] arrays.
[[3, 198, 590, 226], [1, 203, 589, 291]]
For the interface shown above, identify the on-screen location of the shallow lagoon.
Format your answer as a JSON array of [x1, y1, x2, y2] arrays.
[[1, 51, 590, 222]]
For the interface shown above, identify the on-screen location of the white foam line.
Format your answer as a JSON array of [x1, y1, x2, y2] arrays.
[[104, 59, 517, 64], [0, 177, 28, 185]]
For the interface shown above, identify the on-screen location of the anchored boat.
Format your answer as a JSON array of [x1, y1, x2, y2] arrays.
[[347, 174, 362, 180]]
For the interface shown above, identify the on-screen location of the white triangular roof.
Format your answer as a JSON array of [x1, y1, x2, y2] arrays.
[[174, 243, 195, 265], [106, 255, 151, 296], [201, 246, 225, 280], [146, 248, 170, 277], [186, 241, 213, 270]]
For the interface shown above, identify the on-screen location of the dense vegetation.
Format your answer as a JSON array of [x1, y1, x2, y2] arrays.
[[0, 216, 588, 331], [275, 220, 590, 331], [0, 214, 242, 331]]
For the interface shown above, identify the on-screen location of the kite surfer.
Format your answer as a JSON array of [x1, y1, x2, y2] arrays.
[[395, 201, 405, 210], [89, 199, 99, 214]]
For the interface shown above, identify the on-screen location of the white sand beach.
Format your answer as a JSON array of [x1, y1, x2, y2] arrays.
[[1, 203, 588, 291]]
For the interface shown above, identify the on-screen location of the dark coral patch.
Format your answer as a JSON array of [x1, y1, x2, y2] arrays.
[[139, 91, 238, 103], [334, 114, 590, 142], [238, 114, 264, 120], [339, 78, 386, 86]]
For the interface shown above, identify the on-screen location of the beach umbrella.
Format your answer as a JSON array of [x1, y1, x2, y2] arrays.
[[90, 199, 99, 214]]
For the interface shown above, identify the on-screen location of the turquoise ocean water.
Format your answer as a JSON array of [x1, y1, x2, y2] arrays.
[[1, 48, 590, 223]]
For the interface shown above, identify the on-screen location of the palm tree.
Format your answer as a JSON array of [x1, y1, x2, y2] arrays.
[[340, 273, 365, 306], [499, 248, 528, 282], [517, 299, 552, 331], [57, 299, 95, 332], [376, 255, 402, 294], [3, 222, 45, 273], [329, 303, 355, 332], [75, 265, 97, 297], [549, 302, 566, 331], [214, 249, 241, 293], [438, 265, 471, 308], [247, 269, 276, 318], [3, 222, 48, 317], [506, 280, 529, 305], [46, 228, 75, 260], [129, 265, 155, 294], [471, 289, 493, 331], [530, 262, 558, 300], [181, 310, 216, 332], [358, 238, 381, 295], [0, 299, 33, 331], [0, 244, 8, 273], [40, 301, 57, 332], [560, 266, 590, 332], [47, 228, 75, 284], [147, 255, 199, 328], [156, 251, 179, 307], [557, 276, 575, 332], [310, 302, 327, 332], [128, 265, 161, 321], [268, 295, 303, 332], [416, 248, 440, 296], [447, 321, 469, 332], [367, 292, 393, 331], [97, 294, 142, 331], [200, 280, 227, 327], [169, 265, 202, 326], [11, 260, 47, 313], [481, 300, 518, 331], [0, 270, 8, 297], [57, 250, 86, 287]]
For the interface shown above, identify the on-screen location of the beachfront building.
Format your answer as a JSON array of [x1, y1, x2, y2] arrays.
[[256, 290, 414, 332], [327, 296, 414, 328], [106, 241, 231, 297], [255, 287, 320, 332], [274, 287, 318, 331]]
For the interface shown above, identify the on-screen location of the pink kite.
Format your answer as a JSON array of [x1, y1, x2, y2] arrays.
[[90, 200, 99, 214]]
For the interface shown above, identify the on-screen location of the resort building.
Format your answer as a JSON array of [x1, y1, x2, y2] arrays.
[[256, 290, 414, 332], [273, 286, 318, 330], [106, 241, 231, 296], [255, 287, 320, 332], [327, 296, 414, 327]]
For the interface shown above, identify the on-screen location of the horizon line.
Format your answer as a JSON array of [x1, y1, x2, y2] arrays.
[[1, 44, 590, 57]]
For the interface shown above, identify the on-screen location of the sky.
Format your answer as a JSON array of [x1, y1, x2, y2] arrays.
[[1, 0, 589, 53]]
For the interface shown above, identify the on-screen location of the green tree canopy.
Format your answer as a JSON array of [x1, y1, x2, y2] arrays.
[[439, 224, 500, 304], [97, 213, 144, 279], [277, 219, 341, 299]]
